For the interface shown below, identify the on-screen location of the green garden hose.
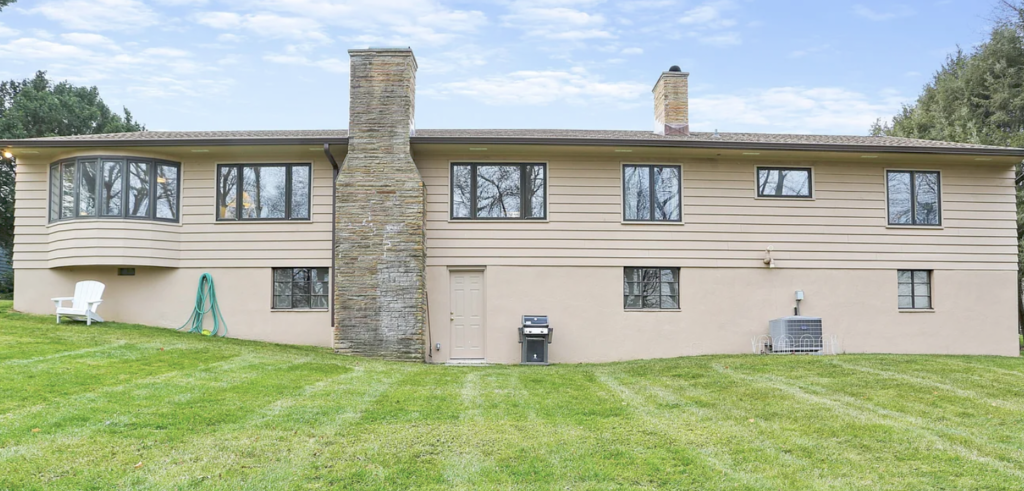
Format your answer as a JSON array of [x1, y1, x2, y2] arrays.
[[177, 273, 227, 337]]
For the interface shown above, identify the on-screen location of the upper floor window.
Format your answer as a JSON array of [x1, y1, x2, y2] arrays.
[[887, 170, 940, 226], [48, 157, 180, 223], [216, 163, 311, 221], [450, 163, 546, 220], [623, 164, 681, 222], [757, 167, 812, 198]]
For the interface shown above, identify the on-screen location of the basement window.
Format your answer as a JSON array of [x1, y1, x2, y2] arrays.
[[217, 164, 311, 221], [273, 268, 329, 310], [48, 157, 180, 223], [898, 270, 932, 309], [623, 164, 681, 222], [450, 163, 547, 220], [887, 170, 941, 226], [756, 167, 812, 198], [624, 267, 680, 310]]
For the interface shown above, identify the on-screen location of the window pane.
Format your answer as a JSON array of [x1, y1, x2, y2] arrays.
[[101, 160, 123, 217], [290, 165, 310, 219], [78, 160, 98, 217], [476, 165, 521, 218], [897, 270, 912, 283], [274, 296, 292, 309], [625, 295, 642, 309], [660, 268, 678, 283], [127, 162, 151, 218], [914, 296, 931, 309], [292, 294, 311, 309], [61, 162, 75, 219], [218, 166, 238, 219], [312, 295, 329, 309], [661, 295, 679, 309], [758, 169, 810, 197], [887, 171, 912, 224], [915, 172, 940, 225], [452, 165, 472, 218], [155, 164, 178, 220], [525, 165, 546, 218], [624, 282, 642, 295], [898, 295, 914, 309], [624, 267, 642, 283], [643, 295, 660, 309], [898, 283, 912, 296], [653, 167, 681, 220], [624, 166, 650, 220], [913, 271, 929, 285], [274, 268, 292, 282], [49, 164, 60, 221], [273, 281, 291, 296], [243, 166, 287, 219], [641, 269, 660, 282]]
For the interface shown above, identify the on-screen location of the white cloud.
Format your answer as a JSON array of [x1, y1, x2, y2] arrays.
[[679, 0, 737, 28], [30, 0, 159, 31], [677, 0, 741, 46], [60, 33, 120, 50], [155, 0, 209, 5], [263, 53, 349, 73], [853, 4, 915, 21], [788, 44, 830, 58], [0, 23, 19, 38], [502, 1, 613, 40], [621, 47, 643, 55], [690, 87, 906, 135], [216, 33, 243, 43], [425, 68, 648, 106], [196, 12, 330, 42]]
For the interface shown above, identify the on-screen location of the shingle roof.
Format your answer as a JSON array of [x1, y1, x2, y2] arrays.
[[5, 128, 1024, 156]]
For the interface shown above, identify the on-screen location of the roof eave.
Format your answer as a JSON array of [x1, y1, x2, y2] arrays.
[[408, 136, 1024, 157], [0, 137, 351, 148], [1, 135, 1021, 158]]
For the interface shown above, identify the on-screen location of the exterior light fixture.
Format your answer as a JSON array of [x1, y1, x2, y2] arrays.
[[742, 152, 760, 156], [2, 151, 12, 159]]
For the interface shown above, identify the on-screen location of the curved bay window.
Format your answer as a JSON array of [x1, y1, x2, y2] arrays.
[[48, 157, 180, 223]]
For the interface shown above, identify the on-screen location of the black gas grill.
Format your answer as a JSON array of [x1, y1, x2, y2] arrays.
[[518, 315, 552, 365]]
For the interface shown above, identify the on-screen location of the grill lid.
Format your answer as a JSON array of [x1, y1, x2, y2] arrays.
[[522, 315, 548, 326]]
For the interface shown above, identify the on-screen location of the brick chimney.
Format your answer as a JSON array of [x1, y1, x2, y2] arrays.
[[653, 66, 689, 136], [333, 48, 426, 361]]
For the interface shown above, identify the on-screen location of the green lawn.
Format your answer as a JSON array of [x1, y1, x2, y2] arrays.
[[3, 302, 1024, 490]]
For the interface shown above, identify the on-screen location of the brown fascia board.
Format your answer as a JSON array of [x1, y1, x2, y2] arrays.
[[408, 136, 1024, 157], [0, 137, 351, 148], [2, 135, 1023, 157]]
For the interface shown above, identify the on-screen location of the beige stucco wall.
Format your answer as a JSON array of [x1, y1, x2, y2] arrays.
[[15, 266, 332, 347], [425, 266, 1020, 363]]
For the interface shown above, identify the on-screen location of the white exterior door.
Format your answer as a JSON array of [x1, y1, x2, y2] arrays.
[[450, 271, 485, 359]]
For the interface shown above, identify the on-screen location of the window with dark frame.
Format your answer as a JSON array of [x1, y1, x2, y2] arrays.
[[450, 163, 546, 220], [273, 267, 330, 310], [624, 267, 680, 310], [47, 157, 180, 223], [756, 167, 812, 198], [216, 164, 311, 221], [898, 270, 932, 309], [887, 170, 941, 226], [623, 164, 682, 222]]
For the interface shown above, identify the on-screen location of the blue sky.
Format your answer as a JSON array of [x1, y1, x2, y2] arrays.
[[0, 0, 1004, 135]]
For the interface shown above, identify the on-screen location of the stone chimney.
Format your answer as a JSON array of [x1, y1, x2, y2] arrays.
[[334, 48, 426, 361], [653, 65, 689, 136]]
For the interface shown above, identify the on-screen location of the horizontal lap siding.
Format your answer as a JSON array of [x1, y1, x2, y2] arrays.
[[418, 156, 1017, 271], [14, 154, 335, 269]]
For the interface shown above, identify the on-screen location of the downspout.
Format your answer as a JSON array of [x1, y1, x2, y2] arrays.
[[324, 143, 340, 329]]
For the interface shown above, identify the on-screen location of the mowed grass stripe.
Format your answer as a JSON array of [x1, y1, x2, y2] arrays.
[[3, 301, 1024, 490]]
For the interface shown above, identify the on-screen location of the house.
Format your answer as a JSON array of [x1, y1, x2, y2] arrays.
[[4, 48, 1022, 363]]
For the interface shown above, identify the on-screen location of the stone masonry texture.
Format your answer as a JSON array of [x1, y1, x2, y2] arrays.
[[333, 48, 426, 361], [654, 71, 689, 136]]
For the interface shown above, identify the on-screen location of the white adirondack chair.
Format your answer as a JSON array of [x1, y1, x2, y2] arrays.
[[52, 281, 105, 325]]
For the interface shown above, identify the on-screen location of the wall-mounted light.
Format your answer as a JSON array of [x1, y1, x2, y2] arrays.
[[2, 151, 12, 159], [742, 152, 760, 156]]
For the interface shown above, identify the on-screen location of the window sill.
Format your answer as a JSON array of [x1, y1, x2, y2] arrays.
[[754, 196, 815, 201], [271, 309, 329, 313], [621, 221, 685, 225], [625, 309, 682, 313], [886, 225, 943, 230], [46, 218, 183, 228], [898, 309, 935, 313], [448, 219, 550, 223], [215, 219, 314, 224]]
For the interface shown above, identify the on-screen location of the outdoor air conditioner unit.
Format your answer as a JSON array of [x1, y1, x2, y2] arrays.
[[769, 316, 823, 353]]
